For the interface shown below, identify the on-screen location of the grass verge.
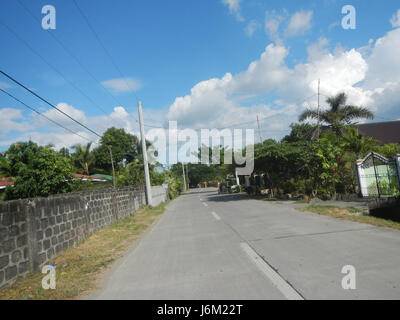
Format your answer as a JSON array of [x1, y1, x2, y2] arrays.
[[0, 201, 169, 300], [297, 205, 400, 230]]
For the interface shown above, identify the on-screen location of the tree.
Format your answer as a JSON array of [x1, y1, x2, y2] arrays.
[[4, 142, 76, 200], [117, 159, 165, 187], [72, 142, 94, 175], [58, 147, 70, 158], [282, 123, 315, 143], [92, 127, 140, 172], [342, 127, 376, 158], [299, 92, 374, 136], [0, 155, 11, 177]]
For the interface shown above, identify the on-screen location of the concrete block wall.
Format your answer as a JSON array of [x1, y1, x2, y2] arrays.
[[0, 186, 146, 289], [151, 184, 169, 207]]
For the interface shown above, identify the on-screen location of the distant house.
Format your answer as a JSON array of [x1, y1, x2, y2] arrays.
[[0, 177, 14, 190], [91, 173, 113, 182], [355, 120, 400, 144], [73, 173, 107, 183]]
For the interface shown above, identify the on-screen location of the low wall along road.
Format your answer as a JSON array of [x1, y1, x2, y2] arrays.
[[0, 185, 168, 289]]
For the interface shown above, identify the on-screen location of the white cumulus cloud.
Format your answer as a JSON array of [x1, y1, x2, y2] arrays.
[[222, 0, 243, 21], [101, 77, 141, 94], [390, 9, 400, 28], [166, 25, 400, 137], [245, 20, 260, 37], [285, 10, 313, 37]]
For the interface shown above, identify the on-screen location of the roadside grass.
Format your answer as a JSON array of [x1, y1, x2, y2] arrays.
[[0, 201, 169, 300], [297, 205, 400, 230]]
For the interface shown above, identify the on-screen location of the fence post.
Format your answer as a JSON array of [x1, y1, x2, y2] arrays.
[[356, 160, 368, 197], [395, 154, 400, 193]]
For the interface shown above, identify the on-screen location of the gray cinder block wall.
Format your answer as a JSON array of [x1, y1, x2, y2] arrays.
[[0, 186, 147, 289], [150, 184, 169, 207]]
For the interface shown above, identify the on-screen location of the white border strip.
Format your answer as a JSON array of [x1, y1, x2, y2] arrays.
[[240, 242, 304, 300]]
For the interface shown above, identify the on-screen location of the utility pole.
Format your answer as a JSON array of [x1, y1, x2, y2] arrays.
[[182, 162, 187, 192], [317, 78, 321, 139], [138, 101, 152, 206], [186, 163, 189, 190], [108, 146, 116, 188], [256, 115, 262, 143]]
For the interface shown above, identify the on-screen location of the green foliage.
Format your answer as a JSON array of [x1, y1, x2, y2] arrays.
[[117, 160, 166, 187], [373, 143, 400, 158], [4, 142, 77, 200], [58, 147, 70, 159], [0, 155, 11, 178], [252, 124, 382, 199], [282, 123, 315, 143], [164, 171, 183, 199], [299, 92, 374, 136], [71, 142, 94, 175], [92, 127, 140, 173]]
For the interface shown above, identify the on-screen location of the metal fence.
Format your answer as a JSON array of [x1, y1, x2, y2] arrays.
[[356, 152, 400, 198]]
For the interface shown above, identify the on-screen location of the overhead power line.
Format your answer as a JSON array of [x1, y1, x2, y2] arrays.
[[0, 87, 93, 143], [16, 0, 128, 114], [0, 18, 111, 118], [0, 70, 102, 139], [72, 0, 138, 103]]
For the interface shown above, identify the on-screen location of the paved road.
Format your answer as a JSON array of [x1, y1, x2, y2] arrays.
[[88, 188, 400, 300]]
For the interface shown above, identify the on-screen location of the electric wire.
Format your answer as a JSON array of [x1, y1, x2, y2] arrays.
[[0, 70, 102, 139]]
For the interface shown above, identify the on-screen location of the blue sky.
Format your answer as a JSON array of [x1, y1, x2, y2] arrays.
[[1, 0, 400, 152]]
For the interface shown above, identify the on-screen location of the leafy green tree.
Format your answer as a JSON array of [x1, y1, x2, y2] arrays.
[[117, 159, 165, 187], [0, 155, 11, 177], [4, 142, 76, 200], [92, 127, 140, 173], [342, 127, 376, 158], [373, 143, 400, 158], [299, 92, 374, 136], [58, 147, 70, 158], [72, 142, 94, 175], [282, 123, 315, 143]]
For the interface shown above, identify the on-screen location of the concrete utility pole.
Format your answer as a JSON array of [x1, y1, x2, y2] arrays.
[[182, 162, 187, 192], [256, 115, 263, 144], [186, 163, 189, 190], [138, 101, 152, 205]]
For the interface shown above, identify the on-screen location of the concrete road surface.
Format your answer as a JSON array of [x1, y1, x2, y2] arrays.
[[87, 188, 400, 300]]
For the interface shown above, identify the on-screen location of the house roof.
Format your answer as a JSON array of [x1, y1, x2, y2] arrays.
[[0, 177, 14, 189], [73, 173, 107, 182], [355, 120, 400, 144], [91, 173, 113, 181]]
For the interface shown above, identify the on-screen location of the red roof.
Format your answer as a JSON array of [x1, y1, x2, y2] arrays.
[[73, 173, 105, 181], [0, 177, 14, 188]]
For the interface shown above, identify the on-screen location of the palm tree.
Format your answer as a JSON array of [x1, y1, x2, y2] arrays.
[[299, 92, 374, 136], [72, 142, 94, 175]]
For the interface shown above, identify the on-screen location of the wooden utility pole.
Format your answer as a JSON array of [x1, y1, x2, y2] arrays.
[[138, 101, 152, 205], [108, 146, 116, 188]]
